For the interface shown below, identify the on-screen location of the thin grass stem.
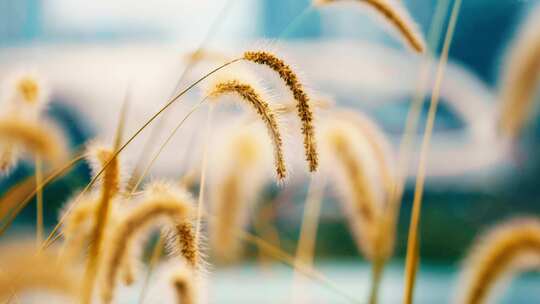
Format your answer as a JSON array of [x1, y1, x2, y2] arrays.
[[128, 0, 235, 190], [41, 58, 242, 250], [35, 156, 43, 247], [402, 1, 462, 303], [195, 105, 214, 243]]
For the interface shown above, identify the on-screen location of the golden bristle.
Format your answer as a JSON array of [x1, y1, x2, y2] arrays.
[[168, 221, 199, 269], [0, 242, 81, 300], [457, 217, 540, 304], [171, 264, 197, 304], [0, 118, 67, 170], [60, 192, 99, 261], [207, 76, 287, 180], [498, 5, 540, 138], [243, 51, 318, 173], [86, 142, 124, 196], [60, 192, 123, 263], [315, 0, 426, 53], [100, 182, 194, 304]]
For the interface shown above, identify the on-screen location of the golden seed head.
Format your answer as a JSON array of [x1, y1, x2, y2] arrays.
[[100, 180, 195, 303], [457, 217, 540, 304], [206, 71, 287, 181], [498, 4, 540, 138], [0, 118, 67, 172], [320, 116, 388, 260], [85, 141, 124, 196], [314, 0, 426, 53], [243, 50, 319, 173]]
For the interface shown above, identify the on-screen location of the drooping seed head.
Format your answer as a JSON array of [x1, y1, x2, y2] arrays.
[[243, 50, 318, 173], [209, 125, 271, 262], [100, 180, 195, 304], [320, 116, 388, 260], [85, 141, 125, 197], [0, 118, 67, 173], [314, 0, 426, 53], [456, 217, 540, 304], [498, 4, 540, 138], [206, 69, 287, 181]]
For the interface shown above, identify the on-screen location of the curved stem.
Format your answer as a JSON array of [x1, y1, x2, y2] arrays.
[[127, 0, 235, 190], [41, 58, 242, 250]]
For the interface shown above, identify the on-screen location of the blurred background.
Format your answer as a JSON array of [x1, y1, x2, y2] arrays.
[[0, 0, 539, 303]]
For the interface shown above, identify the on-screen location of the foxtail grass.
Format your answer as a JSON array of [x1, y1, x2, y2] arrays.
[[207, 72, 287, 180], [498, 4, 540, 138], [314, 0, 426, 53], [100, 181, 195, 304], [243, 51, 318, 173], [0, 118, 67, 169], [457, 217, 540, 304], [81, 143, 122, 304]]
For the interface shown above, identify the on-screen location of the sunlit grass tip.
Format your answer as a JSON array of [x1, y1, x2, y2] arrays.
[[456, 217, 540, 304], [205, 67, 287, 181], [314, 0, 426, 53], [498, 4, 540, 138], [0, 118, 68, 174]]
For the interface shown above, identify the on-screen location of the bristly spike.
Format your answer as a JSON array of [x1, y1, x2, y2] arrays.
[[0, 118, 67, 174], [456, 217, 540, 304], [314, 0, 426, 53], [206, 70, 287, 181], [498, 4, 540, 138], [100, 181, 196, 304], [243, 51, 318, 173]]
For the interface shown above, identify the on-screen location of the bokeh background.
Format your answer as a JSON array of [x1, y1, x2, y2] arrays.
[[1, 0, 539, 303]]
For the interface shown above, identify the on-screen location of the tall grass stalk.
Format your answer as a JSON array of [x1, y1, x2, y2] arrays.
[[403, 1, 462, 303], [390, 0, 450, 214], [35, 156, 43, 246]]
